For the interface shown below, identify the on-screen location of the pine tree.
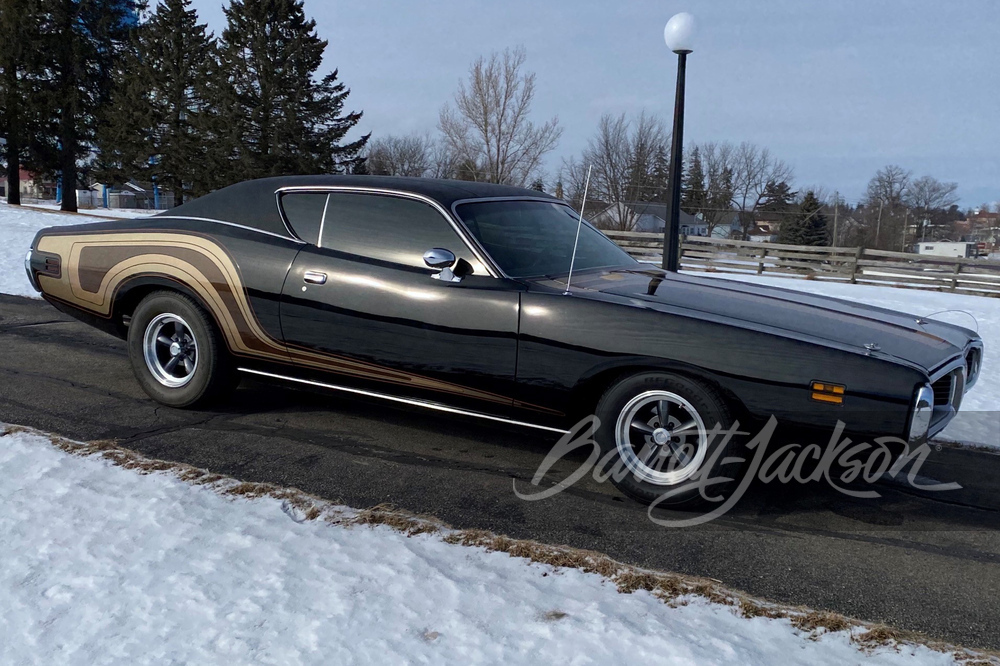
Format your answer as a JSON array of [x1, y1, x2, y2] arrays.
[[212, 0, 368, 186], [649, 143, 669, 203], [37, 0, 138, 211], [0, 0, 44, 205], [96, 0, 217, 203], [681, 146, 706, 213], [799, 191, 830, 246], [779, 191, 828, 246], [759, 180, 796, 212]]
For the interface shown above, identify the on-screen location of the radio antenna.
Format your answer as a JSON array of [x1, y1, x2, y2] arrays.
[[564, 164, 592, 296]]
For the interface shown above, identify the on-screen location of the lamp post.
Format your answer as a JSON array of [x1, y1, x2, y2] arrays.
[[662, 12, 695, 271]]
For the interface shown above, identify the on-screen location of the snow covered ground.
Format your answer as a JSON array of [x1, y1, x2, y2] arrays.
[[28, 201, 158, 219], [0, 202, 152, 297], [0, 425, 971, 665]]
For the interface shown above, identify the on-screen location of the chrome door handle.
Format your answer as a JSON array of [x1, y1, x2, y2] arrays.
[[303, 271, 327, 285]]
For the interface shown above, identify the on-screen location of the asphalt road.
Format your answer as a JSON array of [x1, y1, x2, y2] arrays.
[[2, 293, 999, 649]]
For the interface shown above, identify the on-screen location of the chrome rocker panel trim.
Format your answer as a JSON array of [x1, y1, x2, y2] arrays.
[[237, 367, 570, 435]]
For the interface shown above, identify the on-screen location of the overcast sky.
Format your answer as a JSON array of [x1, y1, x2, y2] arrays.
[[190, 0, 999, 208]]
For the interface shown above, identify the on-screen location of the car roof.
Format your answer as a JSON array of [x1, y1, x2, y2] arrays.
[[155, 175, 557, 238]]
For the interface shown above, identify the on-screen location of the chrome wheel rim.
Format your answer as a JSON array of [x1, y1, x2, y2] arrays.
[[614, 390, 708, 485], [143, 313, 198, 388]]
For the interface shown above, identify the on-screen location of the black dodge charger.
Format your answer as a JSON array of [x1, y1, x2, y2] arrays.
[[25, 175, 983, 505]]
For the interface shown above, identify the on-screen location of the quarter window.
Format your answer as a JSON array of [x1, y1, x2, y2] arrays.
[[279, 193, 328, 246]]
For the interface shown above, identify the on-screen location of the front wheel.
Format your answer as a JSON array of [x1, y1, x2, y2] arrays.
[[127, 291, 238, 408], [595, 372, 746, 508]]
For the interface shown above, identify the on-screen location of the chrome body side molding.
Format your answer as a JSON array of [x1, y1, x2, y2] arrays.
[[237, 367, 570, 435]]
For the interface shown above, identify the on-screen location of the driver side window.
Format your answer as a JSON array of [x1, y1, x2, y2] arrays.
[[279, 191, 485, 274]]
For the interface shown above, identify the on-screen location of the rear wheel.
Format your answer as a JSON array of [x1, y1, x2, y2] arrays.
[[127, 291, 238, 408], [595, 372, 746, 507]]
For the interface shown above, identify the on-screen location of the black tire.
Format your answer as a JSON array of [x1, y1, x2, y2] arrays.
[[594, 372, 746, 508], [127, 290, 238, 408]]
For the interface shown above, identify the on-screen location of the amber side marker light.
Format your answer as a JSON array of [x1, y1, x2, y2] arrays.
[[811, 382, 845, 405]]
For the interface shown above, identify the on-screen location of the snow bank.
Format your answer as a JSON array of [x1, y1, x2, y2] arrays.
[[0, 427, 962, 665], [29, 202, 157, 219], [0, 202, 151, 298]]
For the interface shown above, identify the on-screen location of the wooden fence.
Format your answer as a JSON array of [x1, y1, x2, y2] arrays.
[[603, 231, 1000, 298]]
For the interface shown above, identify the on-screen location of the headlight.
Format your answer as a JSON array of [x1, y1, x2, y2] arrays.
[[908, 383, 934, 443], [24, 249, 40, 292], [965, 347, 982, 391]]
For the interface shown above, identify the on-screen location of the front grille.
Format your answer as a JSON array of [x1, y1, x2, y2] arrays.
[[931, 375, 953, 406]]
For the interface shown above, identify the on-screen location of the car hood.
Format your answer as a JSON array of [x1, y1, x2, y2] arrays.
[[554, 269, 973, 372]]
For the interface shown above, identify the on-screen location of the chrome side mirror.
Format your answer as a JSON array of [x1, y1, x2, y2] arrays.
[[424, 248, 463, 282], [423, 248, 456, 269]]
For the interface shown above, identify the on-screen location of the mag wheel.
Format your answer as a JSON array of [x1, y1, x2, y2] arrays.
[[143, 313, 199, 388], [595, 372, 746, 508], [127, 291, 238, 408]]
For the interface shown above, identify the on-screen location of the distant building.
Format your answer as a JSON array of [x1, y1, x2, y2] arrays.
[[105, 180, 175, 210], [592, 201, 737, 237], [747, 225, 778, 243], [18, 170, 58, 200], [914, 241, 977, 258]]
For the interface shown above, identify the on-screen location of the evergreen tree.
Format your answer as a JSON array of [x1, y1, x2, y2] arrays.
[[648, 143, 669, 202], [96, 0, 217, 203], [779, 191, 828, 246], [759, 180, 796, 212], [36, 0, 138, 211], [799, 191, 830, 246], [212, 0, 368, 186], [681, 146, 706, 213], [0, 0, 45, 205]]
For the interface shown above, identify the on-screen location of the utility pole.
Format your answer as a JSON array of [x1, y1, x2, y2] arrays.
[[875, 200, 884, 248], [832, 192, 839, 247]]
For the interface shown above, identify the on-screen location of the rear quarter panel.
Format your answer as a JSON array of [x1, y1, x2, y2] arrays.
[[32, 218, 301, 363]]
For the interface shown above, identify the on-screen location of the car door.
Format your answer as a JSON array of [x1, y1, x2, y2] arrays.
[[277, 188, 523, 414]]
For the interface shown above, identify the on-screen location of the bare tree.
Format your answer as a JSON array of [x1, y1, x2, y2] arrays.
[[730, 142, 794, 238], [866, 164, 911, 208], [558, 156, 592, 212], [438, 47, 562, 186], [365, 135, 435, 177], [696, 141, 737, 236], [570, 111, 669, 231], [904, 175, 958, 240], [428, 139, 459, 179], [863, 165, 912, 249]]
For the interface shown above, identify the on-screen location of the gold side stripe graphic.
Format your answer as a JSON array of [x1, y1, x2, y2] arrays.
[[36, 231, 545, 410]]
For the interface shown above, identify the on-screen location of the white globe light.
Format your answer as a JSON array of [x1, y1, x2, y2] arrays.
[[664, 12, 696, 53]]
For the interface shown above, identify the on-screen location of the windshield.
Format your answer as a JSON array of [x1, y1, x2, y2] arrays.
[[455, 200, 638, 279]]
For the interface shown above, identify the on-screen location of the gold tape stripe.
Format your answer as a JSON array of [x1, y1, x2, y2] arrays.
[[36, 231, 524, 408]]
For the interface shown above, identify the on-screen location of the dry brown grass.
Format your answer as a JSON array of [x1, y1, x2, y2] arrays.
[[6, 422, 1000, 664], [739, 599, 786, 620], [350, 504, 442, 536], [854, 624, 905, 649], [791, 610, 855, 635]]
